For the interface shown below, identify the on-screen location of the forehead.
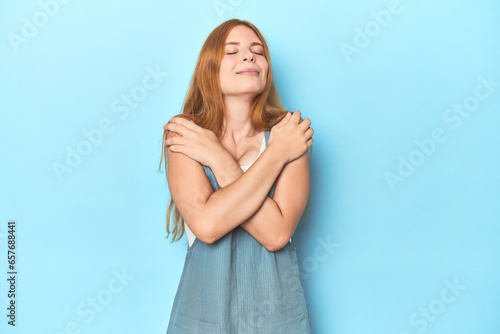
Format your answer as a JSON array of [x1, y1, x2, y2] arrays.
[[225, 25, 262, 43]]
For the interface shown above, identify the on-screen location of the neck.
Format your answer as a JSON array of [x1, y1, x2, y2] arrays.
[[221, 95, 260, 144]]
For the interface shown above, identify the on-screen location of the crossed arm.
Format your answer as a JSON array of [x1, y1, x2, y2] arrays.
[[165, 118, 311, 252], [208, 143, 310, 251]]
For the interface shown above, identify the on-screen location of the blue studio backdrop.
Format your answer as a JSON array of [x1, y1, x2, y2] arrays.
[[1, 0, 499, 333]]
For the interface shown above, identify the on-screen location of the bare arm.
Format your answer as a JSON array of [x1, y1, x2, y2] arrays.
[[166, 132, 288, 246], [165, 111, 312, 249], [210, 145, 311, 251]]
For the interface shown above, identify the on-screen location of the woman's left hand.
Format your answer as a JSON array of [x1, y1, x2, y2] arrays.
[[163, 117, 224, 167]]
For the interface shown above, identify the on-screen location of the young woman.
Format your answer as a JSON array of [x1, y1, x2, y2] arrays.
[[160, 19, 314, 333]]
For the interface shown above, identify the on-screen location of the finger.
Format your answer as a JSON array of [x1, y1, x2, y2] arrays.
[[282, 112, 291, 118], [171, 116, 197, 130], [277, 112, 291, 127], [165, 136, 182, 147], [305, 127, 314, 139], [167, 144, 184, 153], [290, 110, 301, 123], [165, 122, 190, 136], [299, 118, 312, 131]]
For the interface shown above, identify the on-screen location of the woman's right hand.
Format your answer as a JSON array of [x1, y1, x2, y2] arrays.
[[268, 110, 314, 164]]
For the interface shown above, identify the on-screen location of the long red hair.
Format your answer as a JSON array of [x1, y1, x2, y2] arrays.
[[158, 19, 311, 244]]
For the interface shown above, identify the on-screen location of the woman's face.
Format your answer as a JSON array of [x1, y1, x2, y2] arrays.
[[219, 25, 268, 99]]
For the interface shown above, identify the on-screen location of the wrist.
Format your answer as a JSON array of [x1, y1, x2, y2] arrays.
[[264, 143, 288, 167], [209, 147, 231, 169], [210, 150, 243, 187]]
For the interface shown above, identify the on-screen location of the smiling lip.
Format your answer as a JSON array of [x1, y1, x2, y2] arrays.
[[236, 68, 259, 75]]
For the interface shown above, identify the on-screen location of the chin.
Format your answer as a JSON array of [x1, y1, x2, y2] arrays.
[[222, 85, 265, 97], [242, 84, 265, 94]]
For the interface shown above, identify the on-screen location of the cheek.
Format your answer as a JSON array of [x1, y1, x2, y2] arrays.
[[219, 61, 234, 79], [260, 61, 269, 79]]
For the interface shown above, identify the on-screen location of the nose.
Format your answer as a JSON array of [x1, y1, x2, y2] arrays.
[[242, 51, 255, 62]]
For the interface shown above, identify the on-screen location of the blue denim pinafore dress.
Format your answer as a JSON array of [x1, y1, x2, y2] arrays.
[[166, 130, 312, 333]]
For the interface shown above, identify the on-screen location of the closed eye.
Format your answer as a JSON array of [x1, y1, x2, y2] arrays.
[[225, 50, 264, 56]]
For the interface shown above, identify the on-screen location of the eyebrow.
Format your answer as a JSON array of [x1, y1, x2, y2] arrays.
[[225, 42, 264, 47]]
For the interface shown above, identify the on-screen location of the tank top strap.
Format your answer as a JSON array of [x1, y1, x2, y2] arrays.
[[264, 129, 270, 145], [202, 165, 221, 191], [202, 130, 276, 198]]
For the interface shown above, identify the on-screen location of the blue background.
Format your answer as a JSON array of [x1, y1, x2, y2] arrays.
[[1, 0, 499, 333]]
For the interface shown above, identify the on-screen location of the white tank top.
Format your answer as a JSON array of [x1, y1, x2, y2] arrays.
[[185, 134, 274, 247]]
